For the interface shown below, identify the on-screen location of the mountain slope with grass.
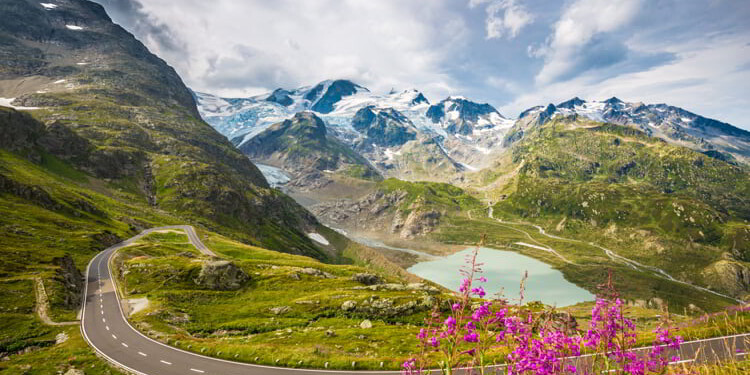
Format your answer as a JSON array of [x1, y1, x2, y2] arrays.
[[491, 116, 750, 299], [0, 0, 332, 257]]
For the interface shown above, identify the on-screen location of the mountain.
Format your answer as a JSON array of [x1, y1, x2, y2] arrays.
[[351, 106, 418, 147], [239, 111, 381, 188], [493, 116, 750, 300], [426, 96, 509, 136], [0, 0, 349, 266], [510, 97, 750, 164], [195, 82, 514, 185]]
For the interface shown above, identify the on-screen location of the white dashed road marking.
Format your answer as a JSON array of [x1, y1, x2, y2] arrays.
[[160, 360, 172, 365], [122, 343, 129, 348], [138, 351, 147, 357], [190, 369, 205, 373], [105, 326, 109, 331], [111, 334, 117, 339]]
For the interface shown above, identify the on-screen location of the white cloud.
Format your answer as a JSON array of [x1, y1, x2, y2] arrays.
[[502, 34, 750, 128], [472, 0, 534, 40], [116, 0, 468, 99], [533, 0, 642, 84]]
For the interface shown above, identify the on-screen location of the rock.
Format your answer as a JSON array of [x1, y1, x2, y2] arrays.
[[270, 306, 291, 315], [64, 369, 84, 375], [352, 273, 382, 285], [289, 272, 301, 280], [352, 283, 439, 294], [55, 332, 69, 344], [325, 329, 336, 337], [341, 300, 357, 311], [53, 255, 84, 309], [194, 261, 249, 290], [360, 319, 373, 329], [421, 295, 436, 308], [355, 297, 424, 318], [400, 209, 441, 239], [300, 267, 335, 279], [537, 310, 577, 335], [390, 211, 405, 233], [703, 260, 750, 296], [648, 297, 665, 310]]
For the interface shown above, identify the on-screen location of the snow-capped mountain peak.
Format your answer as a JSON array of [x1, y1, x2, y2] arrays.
[[515, 97, 750, 164], [194, 79, 517, 180]]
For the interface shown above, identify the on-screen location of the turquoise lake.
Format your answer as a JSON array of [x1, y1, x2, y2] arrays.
[[407, 247, 595, 307]]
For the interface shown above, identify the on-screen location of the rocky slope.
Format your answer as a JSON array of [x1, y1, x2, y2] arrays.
[[239, 111, 381, 188], [311, 178, 481, 239]]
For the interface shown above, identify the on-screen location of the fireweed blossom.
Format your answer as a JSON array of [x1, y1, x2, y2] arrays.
[[402, 246, 685, 375]]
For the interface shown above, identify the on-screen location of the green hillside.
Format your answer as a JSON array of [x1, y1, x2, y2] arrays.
[[492, 117, 750, 299]]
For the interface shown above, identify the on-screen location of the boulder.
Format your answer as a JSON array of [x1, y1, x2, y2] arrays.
[[360, 319, 373, 329], [194, 261, 249, 290], [352, 273, 382, 286], [300, 267, 335, 279], [270, 306, 291, 315], [341, 300, 357, 311]]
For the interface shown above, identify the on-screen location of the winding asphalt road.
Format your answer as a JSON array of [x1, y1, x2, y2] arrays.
[[81, 226, 749, 374]]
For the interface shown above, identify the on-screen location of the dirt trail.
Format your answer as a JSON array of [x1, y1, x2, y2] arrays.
[[34, 277, 79, 326]]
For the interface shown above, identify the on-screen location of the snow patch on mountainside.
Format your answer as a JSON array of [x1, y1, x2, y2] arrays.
[[255, 163, 291, 188], [307, 233, 330, 246]]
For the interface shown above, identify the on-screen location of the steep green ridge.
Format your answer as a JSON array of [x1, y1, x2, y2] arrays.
[[0, 0, 327, 258], [240, 111, 381, 181], [492, 117, 750, 299]]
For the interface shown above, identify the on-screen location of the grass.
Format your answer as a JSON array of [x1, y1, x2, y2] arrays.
[[485, 118, 750, 301], [111, 229, 750, 371], [113, 230, 449, 370], [0, 326, 124, 375]]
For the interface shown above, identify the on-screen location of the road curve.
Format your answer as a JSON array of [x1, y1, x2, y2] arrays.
[[81, 226, 749, 375]]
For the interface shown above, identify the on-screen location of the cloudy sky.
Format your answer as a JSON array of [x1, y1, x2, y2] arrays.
[[95, 0, 750, 129]]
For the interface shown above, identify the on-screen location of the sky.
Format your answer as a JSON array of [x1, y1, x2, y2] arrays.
[[95, 0, 750, 129]]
